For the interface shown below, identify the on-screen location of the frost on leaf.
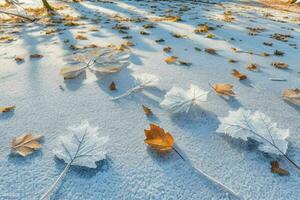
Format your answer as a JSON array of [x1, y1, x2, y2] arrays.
[[112, 73, 159, 100], [216, 108, 289, 155], [160, 84, 209, 114], [54, 121, 109, 168]]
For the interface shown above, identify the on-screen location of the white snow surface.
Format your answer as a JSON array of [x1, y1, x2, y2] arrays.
[[1, 0, 300, 200]]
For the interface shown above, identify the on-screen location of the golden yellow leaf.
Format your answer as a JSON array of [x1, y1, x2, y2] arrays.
[[165, 56, 178, 64], [11, 134, 44, 157], [214, 83, 235, 97], [271, 161, 289, 176], [142, 105, 153, 116], [0, 105, 16, 113], [232, 69, 247, 80], [283, 88, 300, 105], [60, 66, 85, 79], [144, 124, 174, 152]]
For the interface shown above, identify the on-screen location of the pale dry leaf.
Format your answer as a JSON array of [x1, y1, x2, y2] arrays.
[[60, 66, 86, 79], [213, 83, 235, 97], [11, 134, 44, 157], [283, 88, 300, 105]]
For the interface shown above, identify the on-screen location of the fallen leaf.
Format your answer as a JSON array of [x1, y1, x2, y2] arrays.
[[60, 66, 85, 79], [232, 69, 247, 80], [142, 105, 153, 116], [0, 105, 16, 113], [178, 60, 192, 66], [11, 134, 44, 157], [247, 63, 258, 71], [271, 161, 289, 175], [140, 31, 150, 35], [283, 88, 300, 105], [76, 34, 88, 40], [213, 83, 235, 97], [15, 56, 24, 63], [144, 124, 174, 152], [272, 62, 288, 69], [205, 48, 217, 55], [30, 54, 43, 59], [109, 81, 116, 91], [163, 47, 172, 52], [165, 56, 178, 64]]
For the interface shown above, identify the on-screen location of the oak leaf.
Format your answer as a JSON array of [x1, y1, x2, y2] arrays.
[[144, 124, 174, 152], [11, 134, 44, 157], [232, 69, 247, 80], [213, 83, 235, 97], [283, 88, 300, 105]]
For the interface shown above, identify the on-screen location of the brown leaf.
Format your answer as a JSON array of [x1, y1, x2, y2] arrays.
[[272, 62, 288, 69], [0, 105, 16, 113], [163, 47, 172, 52], [271, 161, 289, 176], [232, 69, 247, 80], [109, 81, 116, 91], [144, 124, 174, 152], [76, 34, 88, 40], [213, 83, 235, 97], [15, 56, 24, 63], [30, 54, 43, 59], [178, 60, 192, 66], [142, 105, 153, 116], [165, 56, 178, 64], [246, 63, 258, 71], [283, 88, 300, 105], [60, 66, 85, 79], [11, 134, 44, 157], [205, 48, 217, 55]]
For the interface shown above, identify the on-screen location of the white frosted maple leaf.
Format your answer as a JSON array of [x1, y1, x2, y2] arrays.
[[40, 121, 108, 200], [160, 84, 209, 114], [54, 121, 109, 168], [216, 108, 289, 155], [112, 73, 159, 100]]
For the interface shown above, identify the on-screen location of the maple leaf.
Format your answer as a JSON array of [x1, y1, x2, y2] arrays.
[[232, 69, 247, 80], [112, 73, 159, 100], [217, 108, 289, 155], [161, 84, 209, 114], [40, 121, 108, 200], [271, 161, 289, 176], [0, 105, 15, 113], [144, 124, 174, 152], [283, 88, 300, 105], [11, 134, 44, 157], [213, 83, 235, 97]]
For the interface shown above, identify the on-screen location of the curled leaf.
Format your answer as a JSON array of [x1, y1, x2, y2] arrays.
[[144, 124, 174, 152]]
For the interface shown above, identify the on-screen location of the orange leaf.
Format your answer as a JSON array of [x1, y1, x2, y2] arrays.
[[213, 83, 235, 97], [165, 56, 178, 64], [283, 88, 300, 105], [232, 69, 247, 80], [246, 63, 258, 71], [11, 134, 44, 157], [272, 62, 288, 69], [144, 124, 174, 152]]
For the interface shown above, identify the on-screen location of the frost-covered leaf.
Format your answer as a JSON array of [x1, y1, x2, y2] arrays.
[[54, 121, 109, 168], [216, 108, 289, 155], [161, 84, 209, 114], [112, 73, 159, 100], [60, 66, 86, 79]]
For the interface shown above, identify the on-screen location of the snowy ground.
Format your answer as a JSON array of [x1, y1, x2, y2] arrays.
[[1, 0, 300, 199]]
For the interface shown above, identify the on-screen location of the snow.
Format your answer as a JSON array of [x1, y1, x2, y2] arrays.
[[1, 0, 300, 199]]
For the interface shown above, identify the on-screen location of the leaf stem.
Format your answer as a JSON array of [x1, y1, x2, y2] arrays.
[[39, 162, 71, 200], [172, 146, 242, 199]]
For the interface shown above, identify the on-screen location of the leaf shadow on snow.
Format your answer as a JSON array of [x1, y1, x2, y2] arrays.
[[0, 112, 15, 120], [285, 101, 300, 113], [7, 150, 44, 164], [63, 72, 87, 91]]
